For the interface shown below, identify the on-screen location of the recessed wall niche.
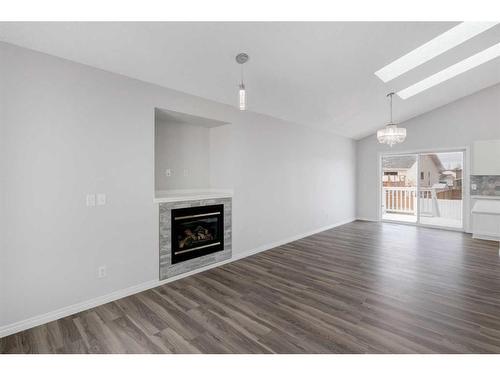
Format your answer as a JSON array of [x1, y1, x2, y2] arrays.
[[154, 108, 230, 194]]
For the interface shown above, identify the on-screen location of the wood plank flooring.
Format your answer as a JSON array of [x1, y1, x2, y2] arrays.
[[2, 220, 500, 353]]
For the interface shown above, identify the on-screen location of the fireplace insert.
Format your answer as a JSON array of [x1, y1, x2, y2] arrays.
[[171, 204, 224, 264]]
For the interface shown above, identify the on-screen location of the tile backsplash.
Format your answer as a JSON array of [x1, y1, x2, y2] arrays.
[[471, 175, 500, 196]]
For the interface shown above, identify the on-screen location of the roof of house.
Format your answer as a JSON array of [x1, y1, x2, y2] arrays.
[[383, 154, 447, 171], [428, 154, 445, 171], [383, 155, 416, 169]]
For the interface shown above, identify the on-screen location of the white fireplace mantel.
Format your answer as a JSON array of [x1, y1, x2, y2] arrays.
[[154, 189, 234, 203]]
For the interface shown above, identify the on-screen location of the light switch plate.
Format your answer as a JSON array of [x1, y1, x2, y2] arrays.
[[471, 183, 477, 190], [97, 193, 106, 206], [165, 168, 172, 177], [86, 194, 96, 207]]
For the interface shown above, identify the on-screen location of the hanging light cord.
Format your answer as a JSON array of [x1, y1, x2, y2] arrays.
[[240, 64, 244, 87], [387, 92, 394, 124]]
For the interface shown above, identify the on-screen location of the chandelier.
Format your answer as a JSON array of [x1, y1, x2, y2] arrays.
[[377, 92, 406, 147]]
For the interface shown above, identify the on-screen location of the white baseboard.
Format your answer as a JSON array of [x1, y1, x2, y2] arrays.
[[232, 217, 356, 260], [0, 280, 159, 339], [472, 233, 500, 242], [356, 217, 379, 222], [0, 217, 355, 338]]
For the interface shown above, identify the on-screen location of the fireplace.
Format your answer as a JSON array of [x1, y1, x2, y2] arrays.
[[171, 204, 224, 264]]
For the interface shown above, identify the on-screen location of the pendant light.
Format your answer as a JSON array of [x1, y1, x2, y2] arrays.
[[236, 53, 249, 110], [377, 92, 407, 147]]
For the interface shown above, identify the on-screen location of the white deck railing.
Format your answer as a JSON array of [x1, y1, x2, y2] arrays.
[[382, 186, 462, 220], [420, 198, 462, 220], [383, 187, 416, 214]]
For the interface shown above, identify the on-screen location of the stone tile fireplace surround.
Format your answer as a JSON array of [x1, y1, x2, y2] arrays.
[[158, 196, 232, 280]]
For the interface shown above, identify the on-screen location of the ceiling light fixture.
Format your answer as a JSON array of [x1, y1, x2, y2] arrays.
[[397, 42, 500, 99], [377, 93, 406, 147], [236, 53, 249, 110], [375, 22, 499, 82]]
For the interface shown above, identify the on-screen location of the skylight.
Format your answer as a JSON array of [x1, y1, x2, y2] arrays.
[[397, 42, 500, 99], [375, 22, 499, 82]]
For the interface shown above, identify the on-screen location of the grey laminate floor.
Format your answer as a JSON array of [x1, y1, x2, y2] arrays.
[[2, 221, 500, 353]]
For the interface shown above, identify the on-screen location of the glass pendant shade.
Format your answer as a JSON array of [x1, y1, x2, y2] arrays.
[[377, 123, 407, 147], [239, 83, 246, 111], [236, 53, 249, 111]]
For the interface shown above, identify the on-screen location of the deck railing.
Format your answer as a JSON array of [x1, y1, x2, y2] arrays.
[[383, 187, 416, 214], [382, 186, 462, 220]]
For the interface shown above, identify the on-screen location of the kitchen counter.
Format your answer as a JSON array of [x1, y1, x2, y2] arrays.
[[471, 195, 500, 200], [472, 199, 500, 215]]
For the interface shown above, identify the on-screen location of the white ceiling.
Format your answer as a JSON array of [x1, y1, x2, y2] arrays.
[[1, 22, 499, 139]]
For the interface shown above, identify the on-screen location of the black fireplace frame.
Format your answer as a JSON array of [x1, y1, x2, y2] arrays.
[[171, 204, 224, 264]]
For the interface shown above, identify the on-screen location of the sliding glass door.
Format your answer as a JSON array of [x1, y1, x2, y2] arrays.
[[381, 150, 464, 230], [418, 152, 463, 229], [381, 154, 418, 223]]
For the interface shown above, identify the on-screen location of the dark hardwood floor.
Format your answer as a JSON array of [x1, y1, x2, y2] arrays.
[[2, 220, 500, 354]]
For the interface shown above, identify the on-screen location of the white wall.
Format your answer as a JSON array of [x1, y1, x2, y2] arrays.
[[0, 42, 356, 332], [357, 83, 500, 230], [155, 120, 211, 191], [210, 115, 357, 255]]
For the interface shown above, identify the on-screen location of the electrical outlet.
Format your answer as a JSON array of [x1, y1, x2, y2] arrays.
[[86, 194, 96, 207], [165, 168, 172, 177], [471, 183, 477, 191], [183, 169, 189, 177], [97, 193, 106, 206], [98, 266, 107, 278]]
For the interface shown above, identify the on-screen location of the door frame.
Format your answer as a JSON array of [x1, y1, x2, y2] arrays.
[[378, 146, 469, 232]]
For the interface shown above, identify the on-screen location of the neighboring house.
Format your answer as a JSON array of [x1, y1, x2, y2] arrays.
[[382, 155, 417, 187], [418, 154, 443, 188], [383, 154, 462, 199], [439, 168, 463, 199]]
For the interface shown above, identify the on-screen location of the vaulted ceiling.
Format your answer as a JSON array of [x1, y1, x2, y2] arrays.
[[1, 22, 499, 139]]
